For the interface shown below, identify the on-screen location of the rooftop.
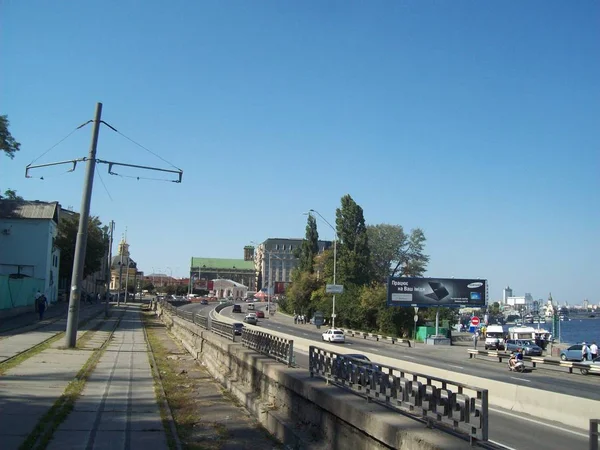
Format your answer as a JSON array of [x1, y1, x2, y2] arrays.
[[191, 257, 254, 270], [0, 200, 59, 222]]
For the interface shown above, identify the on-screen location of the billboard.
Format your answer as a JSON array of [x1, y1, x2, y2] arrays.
[[387, 277, 487, 308]]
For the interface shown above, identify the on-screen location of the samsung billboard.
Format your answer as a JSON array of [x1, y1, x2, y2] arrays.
[[387, 277, 487, 308]]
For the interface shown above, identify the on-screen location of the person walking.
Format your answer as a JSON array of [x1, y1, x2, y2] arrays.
[[37, 293, 48, 321], [590, 342, 598, 360], [473, 331, 479, 349], [582, 342, 590, 361]]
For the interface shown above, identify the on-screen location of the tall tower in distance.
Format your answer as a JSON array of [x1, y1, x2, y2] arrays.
[[503, 286, 513, 305]]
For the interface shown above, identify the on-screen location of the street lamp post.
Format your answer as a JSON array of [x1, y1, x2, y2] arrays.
[[309, 209, 338, 329], [267, 251, 285, 317]]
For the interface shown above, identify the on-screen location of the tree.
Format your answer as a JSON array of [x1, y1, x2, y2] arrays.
[[56, 214, 108, 285], [142, 281, 155, 292], [368, 225, 430, 281], [1, 115, 20, 159], [285, 269, 321, 315], [1, 189, 24, 201], [299, 214, 319, 273], [335, 194, 371, 286]]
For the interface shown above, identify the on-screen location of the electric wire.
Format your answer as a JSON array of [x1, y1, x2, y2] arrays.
[[101, 121, 182, 171], [28, 120, 92, 166], [108, 171, 180, 183], [95, 166, 113, 201]]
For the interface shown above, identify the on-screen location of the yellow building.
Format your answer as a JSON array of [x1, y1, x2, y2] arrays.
[[110, 238, 141, 292]]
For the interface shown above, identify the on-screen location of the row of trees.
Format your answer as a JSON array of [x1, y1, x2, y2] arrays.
[[282, 194, 450, 338], [2, 114, 109, 290]]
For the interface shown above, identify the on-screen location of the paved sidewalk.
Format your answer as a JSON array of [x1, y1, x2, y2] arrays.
[[0, 304, 106, 363], [0, 302, 70, 335], [47, 306, 168, 450], [0, 307, 121, 450]]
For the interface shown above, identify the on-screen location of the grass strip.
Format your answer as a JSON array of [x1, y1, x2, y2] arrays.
[[18, 311, 124, 450]]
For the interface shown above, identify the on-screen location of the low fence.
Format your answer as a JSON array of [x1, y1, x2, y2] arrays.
[[340, 328, 412, 347], [242, 328, 294, 366], [467, 349, 600, 375], [310, 346, 488, 443], [591, 419, 600, 450], [211, 319, 235, 341]]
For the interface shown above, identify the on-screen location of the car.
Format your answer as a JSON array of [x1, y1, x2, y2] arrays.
[[232, 323, 244, 336], [505, 339, 543, 356], [255, 310, 265, 318], [247, 303, 255, 311], [244, 314, 258, 325], [322, 328, 345, 343], [200, 299, 209, 305], [232, 304, 242, 313], [560, 344, 584, 361], [580, 356, 600, 375]]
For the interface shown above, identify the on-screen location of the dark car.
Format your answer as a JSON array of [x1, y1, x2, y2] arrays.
[[505, 339, 543, 356], [560, 344, 584, 361], [232, 304, 242, 313], [255, 310, 265, 318], [200, 299, 209, 305], [232, 323, 244, 336]]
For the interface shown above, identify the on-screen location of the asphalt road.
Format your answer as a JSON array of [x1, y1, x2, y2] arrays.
[[179, 301, 590, 450]]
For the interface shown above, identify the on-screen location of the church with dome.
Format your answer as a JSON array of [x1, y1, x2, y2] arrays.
[[110, 238, 142, 292]]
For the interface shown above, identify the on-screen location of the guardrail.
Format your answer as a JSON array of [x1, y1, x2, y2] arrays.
[[242, 328, 294, 366], [211, 319, 235, 341], [339, 328, 412, 347], [591, 419, 600, 450], [310, 345, 488, 443], [467, 349, 600, 375]]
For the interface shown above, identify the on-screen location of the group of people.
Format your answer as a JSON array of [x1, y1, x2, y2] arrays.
[[294, 314, 307, 324], [582, 342, 599, 361]]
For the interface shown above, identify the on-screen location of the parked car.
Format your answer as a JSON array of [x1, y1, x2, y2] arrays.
[[244, 313, 258, 325], [232, 323, 244, 336], [232, 304, 242, 313], [322, 329, 345, 343], [200, 299, 209, 305], [255, 310, 265, 318], [505, 339, 543, 356], [560, 344, 584, 361], [580, 356, 600, 375]]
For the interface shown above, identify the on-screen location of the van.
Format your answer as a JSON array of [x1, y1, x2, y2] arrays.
[[247, 303, 255, 311], [485, 325, 505, 350]]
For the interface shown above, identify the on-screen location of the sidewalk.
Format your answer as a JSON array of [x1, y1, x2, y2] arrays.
[[47, 305, 168, 450], [0, 302, 70, 335], [0, 304, 106, 363]]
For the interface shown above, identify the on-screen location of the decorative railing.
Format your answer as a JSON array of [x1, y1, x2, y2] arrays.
[[210, 319, 235, 341], [309, 346, 488, 443], [242, 328, 294, 366]]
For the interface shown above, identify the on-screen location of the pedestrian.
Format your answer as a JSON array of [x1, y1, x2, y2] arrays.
[[473, 331, 479, 349], [582, 342, 590, 361], [34, 290, 42, 313], [590, 342, 598, 360], [38, 294, 48, 321], [294, 314, 297, 324]]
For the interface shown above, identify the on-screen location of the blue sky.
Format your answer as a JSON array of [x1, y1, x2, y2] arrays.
[[2, 1, 598, 305]]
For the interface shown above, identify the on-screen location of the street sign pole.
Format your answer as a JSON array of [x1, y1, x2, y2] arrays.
[[414, 306, 419, 345]]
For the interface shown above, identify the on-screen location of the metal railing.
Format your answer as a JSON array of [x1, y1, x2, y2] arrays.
[[591, 419, 600, 450], [340, 328, 412, 347], [309, 346, 488, 443], [468, 349, 600, 375], [242, 328, 294, 366], [210, 319, 235, 341]]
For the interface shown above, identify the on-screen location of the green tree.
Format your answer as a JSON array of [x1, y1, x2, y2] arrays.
[[397, 228, 430, 277], [1, 115, 20, 159], [285, 269, 322, 315], [1, 189, 24, 201], [299, 214, 319, 273], [142, 281, 155, 292], [335, 194, 371, 286], [56, 214, 108, 285]]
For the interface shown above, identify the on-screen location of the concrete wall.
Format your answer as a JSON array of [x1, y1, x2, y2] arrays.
[[0, 275, 45, 316], [156, 305, 473, 450], [212, 308, 600, 431]]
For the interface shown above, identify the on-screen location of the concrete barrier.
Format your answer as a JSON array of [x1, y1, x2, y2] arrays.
[[157, 304, 473, 449], [213, 308, 600, 431]]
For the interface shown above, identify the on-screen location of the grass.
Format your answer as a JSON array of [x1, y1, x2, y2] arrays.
[[17, 312, 122, 450]]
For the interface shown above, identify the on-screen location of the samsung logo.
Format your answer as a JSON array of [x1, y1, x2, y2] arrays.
[[467, 282, 483, 289]]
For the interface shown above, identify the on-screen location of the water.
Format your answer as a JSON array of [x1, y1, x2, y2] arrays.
[[502, 317, 600, 345]]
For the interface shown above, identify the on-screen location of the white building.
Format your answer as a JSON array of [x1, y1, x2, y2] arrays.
[[505, 292, 534, 310], [211, 278, 248, 300], [0, 201, 60, 312]]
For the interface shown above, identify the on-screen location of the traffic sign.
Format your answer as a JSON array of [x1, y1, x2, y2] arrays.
[[326, 284, 344, 294], [471, 316, 480, 326], [413, 315, 418, 322]]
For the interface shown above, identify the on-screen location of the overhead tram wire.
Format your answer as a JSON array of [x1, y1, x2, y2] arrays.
[[95, 166, 113, 201], [100, 120, 182, 172], [28, 120, 93, 166]]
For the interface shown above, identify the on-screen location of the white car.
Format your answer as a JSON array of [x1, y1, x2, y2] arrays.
[[322, 329, 345, 343]]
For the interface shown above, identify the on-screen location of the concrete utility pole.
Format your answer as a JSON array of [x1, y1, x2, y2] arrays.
[[65, 103, 103, 348], [106, 220, 114, 317]]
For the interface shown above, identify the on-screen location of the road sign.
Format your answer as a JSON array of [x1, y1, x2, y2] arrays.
[[471, 316, 480, 326], [326, 284, 344, 294], [413, 315, 418, 322], [331, 313, 337, 318]]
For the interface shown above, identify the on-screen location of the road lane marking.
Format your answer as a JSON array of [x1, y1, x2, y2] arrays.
[[510, 376, 531, 382], [489, 407, 588, 438], [488, 440, 518, 450], [448, 364, 464, 370]]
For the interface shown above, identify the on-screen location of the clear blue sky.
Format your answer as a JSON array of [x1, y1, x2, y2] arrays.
[[2, 1, 598, 305]]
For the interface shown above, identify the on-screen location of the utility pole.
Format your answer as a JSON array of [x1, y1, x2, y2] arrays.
[[65, 103, 102, 348], [124, 254, 130, 303], [105, 220, 114, 317], [118, 247, 123, 307]]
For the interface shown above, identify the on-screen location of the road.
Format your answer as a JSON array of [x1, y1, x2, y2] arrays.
[[178, 301, 590, 450]]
